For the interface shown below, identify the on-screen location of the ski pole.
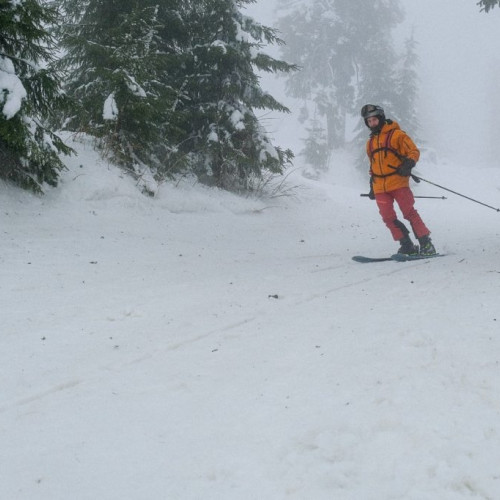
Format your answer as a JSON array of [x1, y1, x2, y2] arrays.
[[411, 175, 500, 212], [360, 193, 447, 199]]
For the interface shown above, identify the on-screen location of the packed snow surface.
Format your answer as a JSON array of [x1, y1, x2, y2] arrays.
[[2, 135, 500, 499]]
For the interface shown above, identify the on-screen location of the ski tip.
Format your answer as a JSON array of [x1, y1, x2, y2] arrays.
[[352, 256, 373, 263], [352, 255, 393, 263]]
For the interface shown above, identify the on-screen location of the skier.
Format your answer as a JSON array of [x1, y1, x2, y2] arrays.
[[361, 104, 436, 256]]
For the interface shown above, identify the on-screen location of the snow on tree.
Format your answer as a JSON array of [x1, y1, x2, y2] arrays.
[[54, 0, 187, 187], [55, 0, 296, 193], [0, 0, 72, 193], [178, 0, 296, 190]]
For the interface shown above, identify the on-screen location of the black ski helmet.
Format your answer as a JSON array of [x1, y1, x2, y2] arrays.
[[361, 104, 385, 128]]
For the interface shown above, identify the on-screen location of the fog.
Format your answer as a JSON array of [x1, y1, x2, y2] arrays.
[[402, 0, 500, 166], [246, 0, 500, 167]]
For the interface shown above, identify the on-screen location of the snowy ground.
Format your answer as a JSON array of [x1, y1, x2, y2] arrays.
[[2, 135, 500, 500]]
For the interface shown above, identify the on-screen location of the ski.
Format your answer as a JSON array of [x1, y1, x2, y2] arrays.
[[352, 253, 444, 263], [390, 253, 444, 262], [352, 255, 394, 263]]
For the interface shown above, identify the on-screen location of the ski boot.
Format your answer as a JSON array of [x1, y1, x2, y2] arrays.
[[397, 236, 419, 255], [418, 235, 437, 256]]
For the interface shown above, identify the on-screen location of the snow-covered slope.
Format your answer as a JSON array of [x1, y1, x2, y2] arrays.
[[2, 135, 500, 499]]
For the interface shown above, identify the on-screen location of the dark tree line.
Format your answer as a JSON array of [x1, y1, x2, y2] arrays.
[[1, 0, 295, 193]]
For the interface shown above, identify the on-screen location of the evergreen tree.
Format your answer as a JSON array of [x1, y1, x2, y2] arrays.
[[0, 0, 72, 193], [277, 0, 407, 171], [56, 0, 296, 192], [352, 1, 403, 110], [54, 0, 187, 183], [349, 0, 404, 167], [393, 33, 420, 140], [277, 0, 356, 156], [180, 0, 296, 191], [301, 118, 329, 176], [478, 0, 500, 12]]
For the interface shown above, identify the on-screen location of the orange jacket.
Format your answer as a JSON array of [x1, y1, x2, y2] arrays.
[[366, 120, 420, 194]]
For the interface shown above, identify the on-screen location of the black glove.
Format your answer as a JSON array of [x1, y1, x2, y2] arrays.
[[398, 157, 416, 177]]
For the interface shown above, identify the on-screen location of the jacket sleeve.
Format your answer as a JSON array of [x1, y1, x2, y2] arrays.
[[397, 131, 420, 163]]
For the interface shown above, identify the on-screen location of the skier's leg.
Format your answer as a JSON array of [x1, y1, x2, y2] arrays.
[[393, 187, 430, 239], [375, 191, 409, 241]]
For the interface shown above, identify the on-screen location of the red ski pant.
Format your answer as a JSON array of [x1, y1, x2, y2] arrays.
[[375, 187, 430, 241]]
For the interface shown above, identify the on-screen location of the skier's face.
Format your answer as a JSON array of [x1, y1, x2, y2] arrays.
[[367, 116, 380, 128]]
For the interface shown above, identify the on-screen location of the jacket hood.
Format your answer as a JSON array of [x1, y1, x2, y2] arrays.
[[370, 118, 400, 136]]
